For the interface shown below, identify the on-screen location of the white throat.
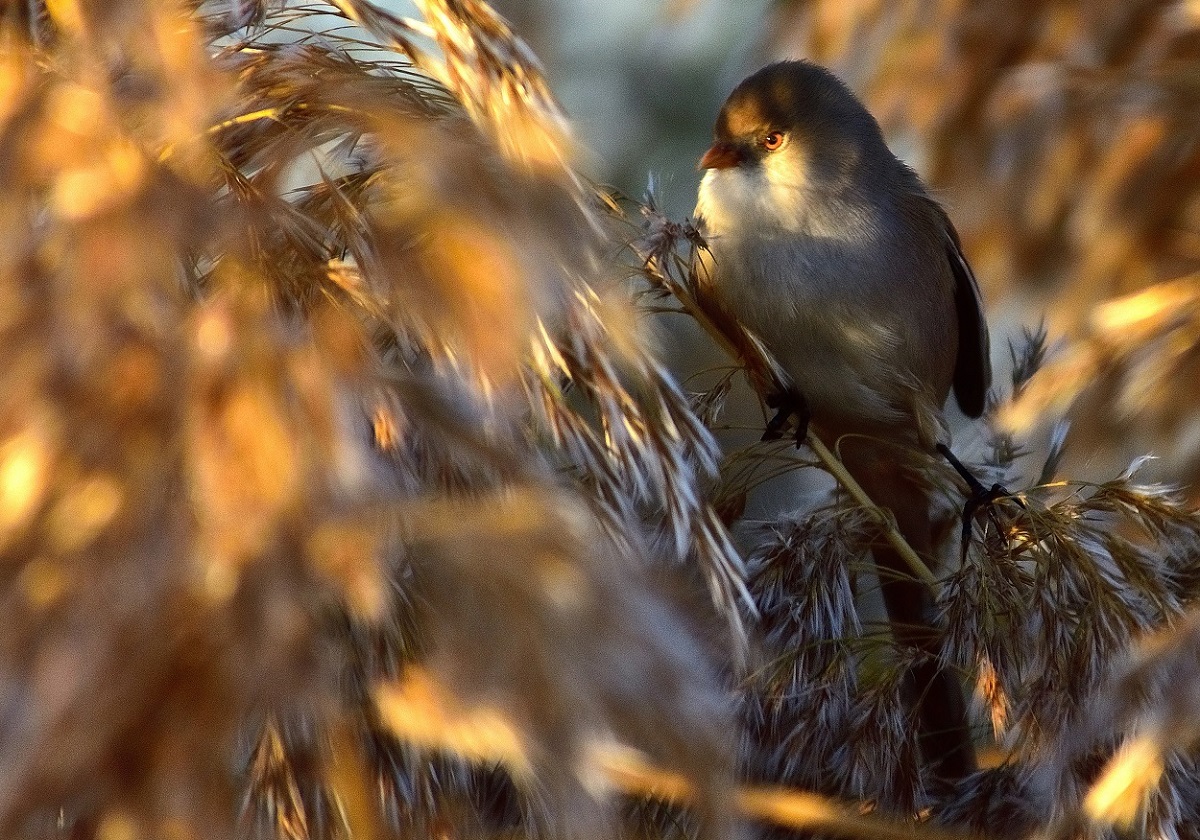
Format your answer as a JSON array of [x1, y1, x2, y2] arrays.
[[697, 156, 875, 246], [695, 153, 809, 237]]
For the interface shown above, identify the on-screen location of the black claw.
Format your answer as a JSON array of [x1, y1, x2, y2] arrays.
[[793, 409, 810, 448], [761, 390, 810, 448], [762, 407, 788, 441], [936, 443, 1017, 558], [936, 443, 986, 496]]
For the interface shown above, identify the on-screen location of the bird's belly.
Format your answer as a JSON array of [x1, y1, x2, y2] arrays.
[[762, 310, 906, 429], [704, 241, 913, 432]]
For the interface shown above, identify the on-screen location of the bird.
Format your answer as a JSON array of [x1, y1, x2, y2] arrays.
[[693, 60, 991, 786]]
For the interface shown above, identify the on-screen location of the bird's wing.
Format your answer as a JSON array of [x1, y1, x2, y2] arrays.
[[925, 199, 992, 418]]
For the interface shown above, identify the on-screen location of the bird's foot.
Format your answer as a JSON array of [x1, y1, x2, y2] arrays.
[[936, 443, 1019, 557], [762, 389, 810, 448]]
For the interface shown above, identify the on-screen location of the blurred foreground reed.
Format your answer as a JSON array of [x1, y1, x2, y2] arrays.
[[2, 2, 1200, 839]]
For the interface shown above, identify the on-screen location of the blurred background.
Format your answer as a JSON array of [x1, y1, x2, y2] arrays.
[[494, 0, 1200, 493], [4, 0, 1200, 837]]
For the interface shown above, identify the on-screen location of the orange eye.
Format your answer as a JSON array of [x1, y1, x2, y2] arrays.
[[762, 131, 785, 151]]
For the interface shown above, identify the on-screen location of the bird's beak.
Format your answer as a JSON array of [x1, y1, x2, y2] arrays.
[[699, 142, 741, 170]]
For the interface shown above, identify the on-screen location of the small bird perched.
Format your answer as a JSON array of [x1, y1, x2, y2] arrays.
[[694, 61, 991, 785]]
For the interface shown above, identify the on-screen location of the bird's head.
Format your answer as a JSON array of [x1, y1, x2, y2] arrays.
[[696, 60, 890, 236]]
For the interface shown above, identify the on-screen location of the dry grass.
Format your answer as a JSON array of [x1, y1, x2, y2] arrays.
[[0, 1, 740, 837], [2, 2, 1200, 839]]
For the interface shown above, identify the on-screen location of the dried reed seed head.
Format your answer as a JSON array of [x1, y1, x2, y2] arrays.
[[361, 115, 601, 390], [2, 1, 702, 835], [409, 0, 578, 179], [394, 488, 737, 832]]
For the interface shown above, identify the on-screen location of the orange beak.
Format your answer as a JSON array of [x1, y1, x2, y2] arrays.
[[699, 142, 742, 170]]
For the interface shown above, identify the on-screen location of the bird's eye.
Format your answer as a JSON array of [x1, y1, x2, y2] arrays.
[[762, 131, 785, 151]]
